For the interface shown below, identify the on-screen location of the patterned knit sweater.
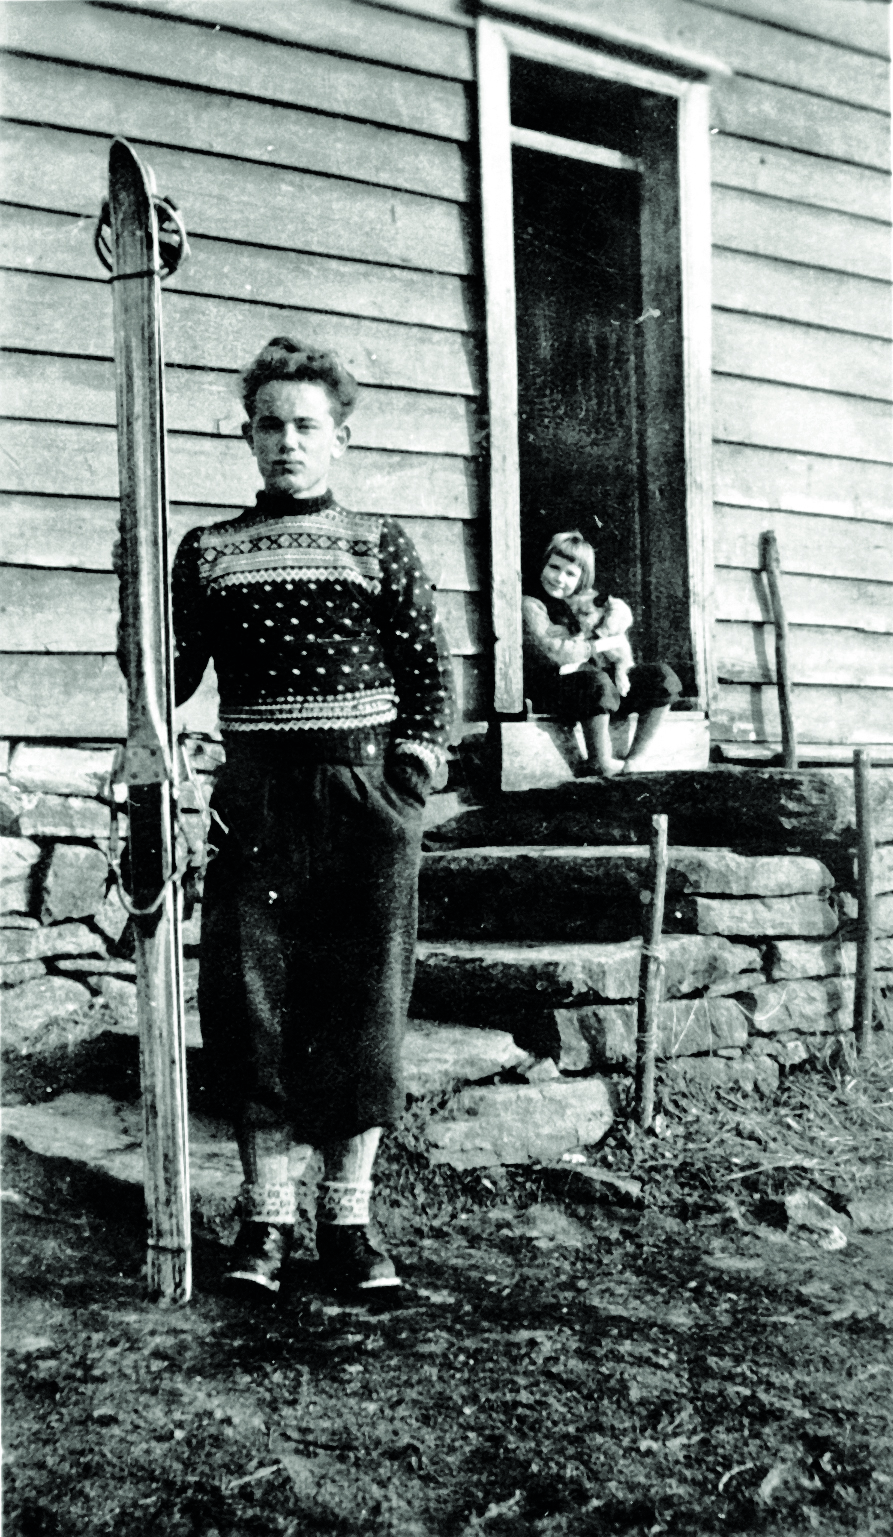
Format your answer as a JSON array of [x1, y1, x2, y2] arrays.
[[171, 490, 454, 776]]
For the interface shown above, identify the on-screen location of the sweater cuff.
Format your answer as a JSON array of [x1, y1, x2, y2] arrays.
[[392, 739, 442, 781]]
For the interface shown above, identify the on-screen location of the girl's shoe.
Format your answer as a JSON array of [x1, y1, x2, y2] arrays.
[[225, 1221, 293, 1294]]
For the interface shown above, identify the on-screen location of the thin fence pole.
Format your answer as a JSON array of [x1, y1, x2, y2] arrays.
[[854, 748, 875, 1059], [635, 813, 669, 1130], [761, 530, 797, 770]]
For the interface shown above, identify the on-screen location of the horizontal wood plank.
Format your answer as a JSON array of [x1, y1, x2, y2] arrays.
[[552, 0, 890, 109], [701, 0, 891, 58], [0, 651, 485, 735], [716, 567, 893, 634], [713, 186, 891, 281], [712, 135, 892, 223], [0, 272, 480, 397], [0, 2, 471, 140], [713, 75, 889, 172], [714, 504, 893, 583], [1, 52, 470, 204], [714, 311, 892, 401], [0, 421, 480, 518], [716, 621, 893, 688], [0, 566, 484, 655], [0, 495, 483, 590], [712, 682, 893, 746], [0, 352, 479, 457], [0, 207, 477, 333], [713, 376, 892, 464], [713, 249, 891, 340], [0, 124, 473, 276], [715, 443, 892, 523], [110, 0, 475, 79]]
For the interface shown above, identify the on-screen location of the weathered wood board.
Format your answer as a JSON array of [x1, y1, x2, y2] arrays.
[[714, 377, 892, 464], [712, 136, 892, 223], [0, 497, 483, 591], [714, 187, 891, 281], [714, 311, 891, 402], [716, 623, 893, 689], [713, 250, 891, 340], [0, 272, 481, 397], [0, 653, 486, 739], [713, 78, 889, 171], [703, 0, 891, 57], [715, 444, 892, 523], [716, 568, 893, 634], [0, 208, 478, 334], [714, 505, 893, 582], [0, 4, 472, 141], [713, 684, 893, 746], [0, 422, 481, 520], [0, 52, 471, 203], [1, 124, 474, 276]]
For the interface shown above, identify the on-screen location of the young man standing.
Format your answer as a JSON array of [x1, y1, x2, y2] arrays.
[[170, 337, 454, 1295]]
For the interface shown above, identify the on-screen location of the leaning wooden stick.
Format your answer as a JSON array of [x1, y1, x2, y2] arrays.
[[854, 748, 875, 1059], [100, 139, 191, 1302], [760, 530, 797, 770], [635, 813, 669, 1130]]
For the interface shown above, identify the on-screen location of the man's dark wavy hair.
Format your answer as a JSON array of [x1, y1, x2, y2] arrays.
[[241, 336, 359, 426]]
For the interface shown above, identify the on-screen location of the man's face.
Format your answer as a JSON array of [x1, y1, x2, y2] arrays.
[[541, 553, 583, 601], [242, 379, 349, 497]]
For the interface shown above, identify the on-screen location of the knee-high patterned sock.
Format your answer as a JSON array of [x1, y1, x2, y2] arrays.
[[318, 1127, 382, 1226], [237, 1127, 311, 1226]]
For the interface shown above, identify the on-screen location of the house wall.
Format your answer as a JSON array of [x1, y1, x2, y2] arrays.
[[0, 0, 890, 753]]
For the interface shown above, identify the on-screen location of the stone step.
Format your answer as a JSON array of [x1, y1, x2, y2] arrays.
[[418, 845, 836, 942], [412, 934, 762, 1020], [424, 767, 893, 856], [499, 715, 711, 791]]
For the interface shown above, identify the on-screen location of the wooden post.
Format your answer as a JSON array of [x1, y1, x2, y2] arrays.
[[635, 813, 669, 1129], [760, 530, 797, 770], [854, 748, 875, 1058]]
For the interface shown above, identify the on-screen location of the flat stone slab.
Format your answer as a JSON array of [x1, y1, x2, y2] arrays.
[[692, 894, 837, 938], [662, 1054, 780, 1095], [426, 1078, 615, 1169], [8, 744, 115, 799], [734, 978, 855, 1035], [767, 937, 893, 980], [403, 1022, 528, 1096], [1, 836, 41, 915], [850, 843, 893, 897], [554, 996, 750, 1070], [412, 935, 761, 1017], [39, 844, 108, 924], [0, 922, 106, 965], [2, 976, 95, 1051], [839, 891, 893, 935], [424, 768, 893, 852]]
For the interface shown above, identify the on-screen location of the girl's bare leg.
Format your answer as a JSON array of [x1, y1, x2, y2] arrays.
[[621, 705, 670, 771], [581, 714, 624, 777]]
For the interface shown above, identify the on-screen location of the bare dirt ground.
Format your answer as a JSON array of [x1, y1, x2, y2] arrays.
[[3, 1057, 893, 1537]]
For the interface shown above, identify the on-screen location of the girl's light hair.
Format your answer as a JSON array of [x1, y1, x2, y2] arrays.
[[542, 530, 595, 595]]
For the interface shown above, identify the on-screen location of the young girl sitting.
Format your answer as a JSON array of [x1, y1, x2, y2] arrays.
[[522, 530, 681, 776]]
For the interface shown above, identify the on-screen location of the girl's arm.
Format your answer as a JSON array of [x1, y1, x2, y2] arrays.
[[522, 597, 591, 668]]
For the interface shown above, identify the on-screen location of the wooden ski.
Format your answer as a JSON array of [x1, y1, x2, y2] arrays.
[[102, 138, 191, 1303]]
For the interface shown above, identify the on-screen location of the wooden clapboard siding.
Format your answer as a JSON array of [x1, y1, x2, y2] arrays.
[[716, 623, 893, 689], [0, 124, 473, 277], [712, 137, 890, 224], [0, 3, 471, 140], [1, 54, 470, 204], [0, 652, 485, 738], [714, 505, 893, 583], [0, 495, 483, 592], [715, 444, 892, 523], [713, 187, 891, 281], [702, 0, 891, 58], [111, 0, 476, 79], [0, 567, 484, 656], [713, 251, 891, 341], [713, 77, 889, 171], [713, 311, 891, 402], [716, 568, 893, 635], [0, 420, 480, 519], [714, 377, 892, 464], [0, 208, 478, 334], [0, 353, 478, 458], [0, 273, 479, 397], [712, 684, 893, 746]]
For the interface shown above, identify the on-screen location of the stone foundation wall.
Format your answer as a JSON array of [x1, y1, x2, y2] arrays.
[[3, 742, 892, 1176]]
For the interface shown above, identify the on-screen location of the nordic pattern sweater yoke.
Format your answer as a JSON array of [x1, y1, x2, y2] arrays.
[[171, 490, 454, 774]]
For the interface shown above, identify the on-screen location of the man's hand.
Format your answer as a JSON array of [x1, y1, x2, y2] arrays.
[[386, 755, 431, 808]]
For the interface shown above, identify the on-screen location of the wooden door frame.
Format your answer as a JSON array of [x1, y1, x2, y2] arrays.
[[477, 15, 719, 715]]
